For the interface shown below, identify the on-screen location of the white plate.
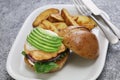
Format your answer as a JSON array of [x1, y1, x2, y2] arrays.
[[6, 4, 109, 80]]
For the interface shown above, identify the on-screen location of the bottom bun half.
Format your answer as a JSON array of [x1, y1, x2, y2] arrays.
[[24, 54, 68, 73]]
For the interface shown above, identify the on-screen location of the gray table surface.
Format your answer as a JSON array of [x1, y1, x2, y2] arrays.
[[0, 0, 120, 80]]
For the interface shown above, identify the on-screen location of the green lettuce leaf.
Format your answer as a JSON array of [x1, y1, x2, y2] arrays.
[[34, 62, 58, 73], [21, 51, 26, 56]]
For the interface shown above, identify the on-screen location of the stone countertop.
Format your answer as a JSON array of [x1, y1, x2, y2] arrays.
[[0, 0, 120, 80]]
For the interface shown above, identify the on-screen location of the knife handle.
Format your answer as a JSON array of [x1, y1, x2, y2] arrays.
[[100, 13, 120, 39]]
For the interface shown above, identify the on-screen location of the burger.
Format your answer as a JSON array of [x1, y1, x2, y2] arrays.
[[21, 27, 69, 73]]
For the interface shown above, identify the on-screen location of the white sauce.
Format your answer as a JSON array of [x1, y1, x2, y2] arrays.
[[45, 30, 58, 36], [28, 59, 34, 65]]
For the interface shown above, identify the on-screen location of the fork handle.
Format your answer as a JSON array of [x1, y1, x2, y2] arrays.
[[99, 13, 120, 39], [90, 14, 119, 44]]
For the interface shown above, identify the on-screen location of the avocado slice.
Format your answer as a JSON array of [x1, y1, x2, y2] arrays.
[[31, 30, 62, 44], [27, 37, 59, 52], [29, 34, 62, 48]]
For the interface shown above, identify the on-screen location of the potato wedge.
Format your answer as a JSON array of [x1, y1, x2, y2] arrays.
[[33, 8, 59, 27], [72, 15, 79, 21], [61, 8, 79, 26], [38, 24, 46, 29], [42, 20, 58, 33], [89, 18, 97, 27], [83, 18, 96, 30], [76, 15, 96, 30], [53, 22, 67, 31], [48, 14, 64, 22], [76, 15, 90, 25]]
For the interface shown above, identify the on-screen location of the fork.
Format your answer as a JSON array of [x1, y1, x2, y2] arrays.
[[72, 0, 119, 44]]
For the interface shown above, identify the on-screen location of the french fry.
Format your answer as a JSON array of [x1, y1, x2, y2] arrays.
[[53, 22, 67, 31], [33, 8, 59, 27], [42, 20, 58, 33], [61, 8, 79, 26], [48, 14, 64, 22]]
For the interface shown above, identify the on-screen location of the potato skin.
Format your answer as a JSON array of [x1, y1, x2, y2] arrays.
[[63, 26, 99, 59]]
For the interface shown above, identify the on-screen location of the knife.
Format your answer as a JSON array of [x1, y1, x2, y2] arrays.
[[83, 0, 120, 39]]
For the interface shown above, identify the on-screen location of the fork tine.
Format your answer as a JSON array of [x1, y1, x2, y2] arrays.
[[72, 0, 85, 15], [78, 0, 91, 15], [73, 0, 91, 16], [76, 0, 87, 15]]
